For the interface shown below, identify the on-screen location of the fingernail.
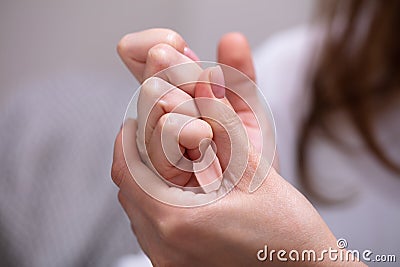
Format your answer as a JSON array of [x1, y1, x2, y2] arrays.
[[209, 66, 225, 99], [183, 46, 200, 61]]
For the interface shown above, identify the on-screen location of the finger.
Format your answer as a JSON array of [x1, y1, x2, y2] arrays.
[[137, 77, 200, 148], [218, 34, 277, 177], [216, 33, 261, 118], [194, 66, 235, 169], [147, 113, 214, 187], [119, 119, 217, 207], [143, 43, 202, 95], [217, 32, 256, 82], [193, 145, 223, 193], [194, 67, 255, 191], [118, 28, 198, 82]]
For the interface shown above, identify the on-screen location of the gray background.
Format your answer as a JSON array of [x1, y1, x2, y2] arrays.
[[0, 0, 314, 101], [0, 1, 314, 265]]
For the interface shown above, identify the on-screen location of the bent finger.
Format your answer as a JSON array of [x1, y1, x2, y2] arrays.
[[143, 43, 202, 95], [118, 28, 192, 82], [120, 119, 217, 206], [137, 77, 199, 148], [147, 113, 213, 186]]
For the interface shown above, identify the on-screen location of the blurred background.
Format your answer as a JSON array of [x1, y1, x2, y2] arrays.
[[0, 0, 314, 100], [0, 0, 315, 266]]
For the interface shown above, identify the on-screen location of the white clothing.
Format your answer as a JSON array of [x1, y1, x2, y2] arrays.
[[254, 26, 400, 266]]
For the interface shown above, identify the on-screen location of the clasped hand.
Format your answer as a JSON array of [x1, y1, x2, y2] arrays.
[[111, 28, 355, 267]]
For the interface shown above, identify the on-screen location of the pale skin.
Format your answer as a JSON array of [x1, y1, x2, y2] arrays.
[[112, 28, 367, 266]]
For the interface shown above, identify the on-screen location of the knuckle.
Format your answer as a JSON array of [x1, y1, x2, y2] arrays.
[[197, 119, 213, 139], [164, 30, 185, 49], [141, 77, 165, 100], [117, 34, 132, 56], [147, 43, 174, 67], [158, 113, 171, 128], [156, 216, 181, 243], [158, 113, 179, 136]]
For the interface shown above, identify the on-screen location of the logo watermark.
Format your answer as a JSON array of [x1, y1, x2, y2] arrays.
[[257, 238, 397, 263]]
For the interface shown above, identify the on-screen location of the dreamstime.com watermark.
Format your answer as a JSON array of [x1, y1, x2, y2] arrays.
[[257, 238, 397, 263]]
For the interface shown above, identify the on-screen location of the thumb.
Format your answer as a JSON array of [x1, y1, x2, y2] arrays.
[[217, 32, 256, 82], [194, 66, 254, 191]]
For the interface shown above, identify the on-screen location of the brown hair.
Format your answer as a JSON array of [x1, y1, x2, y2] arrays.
[[298, 0, 400, 203]]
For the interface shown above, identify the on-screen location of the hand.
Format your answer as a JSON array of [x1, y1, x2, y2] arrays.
[[112, 116, 352, 267], [118, 29, 275, 153], [118, 29, 277, 190], [134, 71, 209, 188], [113, 29, 365, 266]]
